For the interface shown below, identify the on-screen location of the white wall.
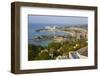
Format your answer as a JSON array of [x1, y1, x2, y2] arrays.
[[0, 0, 100, 76]]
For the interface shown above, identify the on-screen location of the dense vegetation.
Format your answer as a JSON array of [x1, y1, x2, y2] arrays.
[[28, 38, 87, 60]]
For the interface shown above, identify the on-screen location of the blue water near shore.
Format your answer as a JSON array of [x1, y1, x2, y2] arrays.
[[28, 24, 68, 46]]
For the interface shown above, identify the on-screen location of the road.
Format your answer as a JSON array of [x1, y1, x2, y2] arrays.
[[69, 51, 87, 59]]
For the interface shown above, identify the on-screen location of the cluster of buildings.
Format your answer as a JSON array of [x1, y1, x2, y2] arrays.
[[67, 27, 87, 39], [53, 27, 87, 42]]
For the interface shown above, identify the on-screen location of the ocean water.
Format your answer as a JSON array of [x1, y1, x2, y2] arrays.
[[28, 24, 69, 46]]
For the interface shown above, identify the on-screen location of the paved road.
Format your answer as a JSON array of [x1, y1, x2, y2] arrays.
[[69, 51, 87, 59]]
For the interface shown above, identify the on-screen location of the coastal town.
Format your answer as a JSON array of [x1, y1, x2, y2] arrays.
[[28, 25, 88, 60]]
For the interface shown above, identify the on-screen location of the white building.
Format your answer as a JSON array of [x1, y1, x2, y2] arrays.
[[45, 26, 56, 31]]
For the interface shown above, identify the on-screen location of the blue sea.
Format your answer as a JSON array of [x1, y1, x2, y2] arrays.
[[28, 24, 68, 46]]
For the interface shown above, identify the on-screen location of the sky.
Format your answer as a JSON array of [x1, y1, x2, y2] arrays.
[[28, 15, 88, 25]]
